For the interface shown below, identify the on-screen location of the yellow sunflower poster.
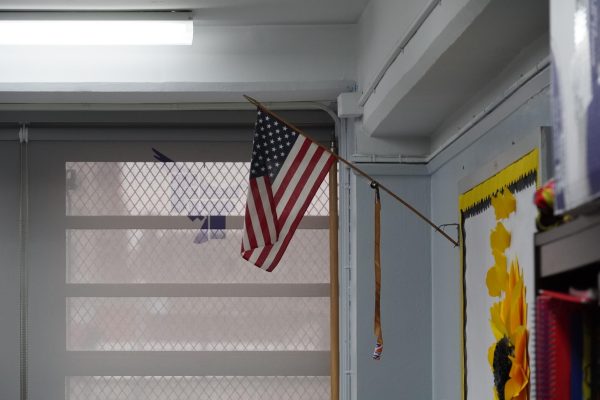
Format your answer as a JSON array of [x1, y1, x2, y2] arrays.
[[459, 149, 538, 400]]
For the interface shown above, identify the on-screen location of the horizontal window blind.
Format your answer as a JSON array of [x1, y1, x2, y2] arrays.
[[26, 136, 331, 400]]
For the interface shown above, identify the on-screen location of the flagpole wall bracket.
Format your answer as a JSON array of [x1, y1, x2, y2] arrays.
[[438, 223, 459, 247], [370, 181, 381, 201]]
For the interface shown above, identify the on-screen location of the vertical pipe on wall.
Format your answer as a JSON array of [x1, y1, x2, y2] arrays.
[[18, 124, 29, 400], [358, 0, 442, 107], [338, 117, 353, 400], [329, 138, 340, 400]]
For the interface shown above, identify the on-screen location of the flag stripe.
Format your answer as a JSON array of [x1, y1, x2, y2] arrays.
[[272, 135, 307, 192], [241, 108, 335, 272], [246, 141, 319, 268], [242, 201, 257, 251], [265, 155, 334, 271], [273, 137, 311, 202], [275, 144, 319, 217], [242, 217, 251, 251], [256, 150, 332, 270], [277, 146, 326, 229], [246, 182, 265, 247], [256, 176, 278, 243], [250, 178, 272, 246]]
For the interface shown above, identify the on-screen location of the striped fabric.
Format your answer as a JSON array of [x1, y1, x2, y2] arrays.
[[241, 108, 335, 271]]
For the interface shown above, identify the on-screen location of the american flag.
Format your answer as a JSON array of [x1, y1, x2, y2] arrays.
[[241, 108, 335, 271]]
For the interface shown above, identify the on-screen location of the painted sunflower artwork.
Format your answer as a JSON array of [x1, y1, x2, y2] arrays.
[[486, 190, 529, 400], [459, 149, 538, 400]]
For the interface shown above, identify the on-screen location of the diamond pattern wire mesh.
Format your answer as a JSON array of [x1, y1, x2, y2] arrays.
[[67, 297, 329, 351], [64, 160, 331, 395], [67, 229, 329, 284], [66, 162, 329, 216], [67, 376, 330, 400]]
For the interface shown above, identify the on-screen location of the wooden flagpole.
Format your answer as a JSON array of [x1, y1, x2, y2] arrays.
[[243, 95, 460, 247], [329, 139, 340, 400]]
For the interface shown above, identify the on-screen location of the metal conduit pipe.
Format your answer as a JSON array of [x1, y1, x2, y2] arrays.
[[19, 125, 29, 400], [358, 0, 442, 107], [352, 56, 551, 165], [424, 56, 551, 164]]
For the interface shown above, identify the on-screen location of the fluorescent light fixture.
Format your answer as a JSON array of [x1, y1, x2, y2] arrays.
[[0, 12, 193, 45]]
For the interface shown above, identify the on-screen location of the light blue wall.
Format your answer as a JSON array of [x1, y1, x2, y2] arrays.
[[352, 167, 432, 399], [430, 87, 551, 400], [346, 30, 551, 400]]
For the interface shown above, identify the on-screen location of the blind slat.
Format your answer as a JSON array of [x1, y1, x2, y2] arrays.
[[66, 284, 329, 297]]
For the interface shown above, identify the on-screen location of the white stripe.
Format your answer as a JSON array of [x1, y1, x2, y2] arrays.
[[241, 213, 251, 252], [261, 153, 331, 269], [256, 177, 278, 243], [246, 181, 265, 247], [247, 240, 262, 264], [261, 154, 330, 269], [241, 210, 250, 251], [275, 143, 319, 216], [272, 136, 307, 192]]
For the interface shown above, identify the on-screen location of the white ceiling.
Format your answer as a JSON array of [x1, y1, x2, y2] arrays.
[[369, 0, 549, 138], [0, 0, 371, 24]]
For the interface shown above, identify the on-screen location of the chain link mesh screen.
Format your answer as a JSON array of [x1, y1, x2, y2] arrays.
[[67, 376, 330, 400], [67, 297, 329, 351], [66, 162, 329, 216], [64, 158, 331, 399], [67, 229, 329, 284]]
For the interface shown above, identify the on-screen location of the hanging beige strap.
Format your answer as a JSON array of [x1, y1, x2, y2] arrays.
[[372, 182, 383, 360]]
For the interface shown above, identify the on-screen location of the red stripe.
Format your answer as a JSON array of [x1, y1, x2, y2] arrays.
[[277, 146, 326, 229], [244, 206, 257, 249], [273, 137, 310, 203], [243, 183, 258, 250], [252, 142, 315, 268], [255, 149, 330, 269], [261, 176, 279, 240], [241, 248, 253, 262], [266, 155, 335, 271], [253, 239, 272, 269], [250, 177, 275, 246]]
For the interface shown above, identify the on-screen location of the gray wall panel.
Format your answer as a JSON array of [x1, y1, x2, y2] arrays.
[[0, 140, 21, 400]]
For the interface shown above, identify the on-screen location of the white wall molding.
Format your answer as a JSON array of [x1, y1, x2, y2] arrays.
[[350, 163, 429, 177], [0, 81, 355, 105]]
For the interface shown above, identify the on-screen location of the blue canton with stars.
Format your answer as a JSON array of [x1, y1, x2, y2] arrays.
[[250, 110, 300, 181]]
